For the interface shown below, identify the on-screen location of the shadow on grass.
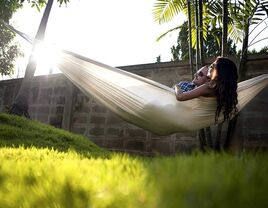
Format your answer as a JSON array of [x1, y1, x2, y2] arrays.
[[0, 113, 110, 158]]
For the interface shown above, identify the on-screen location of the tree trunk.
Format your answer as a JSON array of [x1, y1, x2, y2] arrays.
[[222, 0, 228, 56], [194, 0, 209, 150], [187, 0, 194, 79], [194, 0, 200, 71], [239, 23, 249, 81], [198, 0, 205, 65], [9, 0, 54, 117], [216, 0, 229, 151], [223, 21, 250, 151]]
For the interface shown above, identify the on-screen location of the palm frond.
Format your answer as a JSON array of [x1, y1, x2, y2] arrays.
[[153, 0, 186, 24], [156, 26, 180, 41]]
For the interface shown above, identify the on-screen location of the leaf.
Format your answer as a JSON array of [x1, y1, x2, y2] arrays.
[[251, 17, 264, 22], [153, 0, 186, 24], [261, 4, 268, 16], [254, 12, 266, 16], [156, 26, 180, 41]]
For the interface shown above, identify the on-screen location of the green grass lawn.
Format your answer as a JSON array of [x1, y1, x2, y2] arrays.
[[0, 113, 268, 208]]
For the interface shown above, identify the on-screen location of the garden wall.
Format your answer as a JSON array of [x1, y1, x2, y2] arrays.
[[0, 54, 267, 155]]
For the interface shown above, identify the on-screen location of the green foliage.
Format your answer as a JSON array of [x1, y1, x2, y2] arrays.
[[156, 55, 161, 63], [259, 46, 268, 53], [0, 0, 23, 76], [153, 0, 268, 52], [0, 24, 22, 76], [153, 0, 218, 49], [245, 46, 268, 55], [0, 0, 22, 21], [229, 0, 268, 43], [171, 21, 237, 61], [205, 30, 237, 57], [20, 0, 70, 12], [171, 21, 190, 61], [153, 0, 185, 24], [0, 113, 108, 157]]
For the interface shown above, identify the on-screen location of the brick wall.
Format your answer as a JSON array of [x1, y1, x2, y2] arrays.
[[0, 55, 267, 155]]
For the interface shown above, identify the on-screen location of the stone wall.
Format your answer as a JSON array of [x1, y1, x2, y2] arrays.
[[0, 55, 267, 155]]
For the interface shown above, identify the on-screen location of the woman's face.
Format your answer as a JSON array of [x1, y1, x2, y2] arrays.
[[207, 62, 217, 80], [192, 66, 209, 86]]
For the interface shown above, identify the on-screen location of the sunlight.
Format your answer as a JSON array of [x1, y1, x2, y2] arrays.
[[32, 42, 60, 75]]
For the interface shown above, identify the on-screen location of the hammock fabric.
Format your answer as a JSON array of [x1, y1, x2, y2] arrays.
[[5, 23, 268, 135], [55, 51, 268, 135]]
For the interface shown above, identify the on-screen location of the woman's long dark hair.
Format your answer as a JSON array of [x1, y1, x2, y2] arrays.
[[214, 57, 238, 122]]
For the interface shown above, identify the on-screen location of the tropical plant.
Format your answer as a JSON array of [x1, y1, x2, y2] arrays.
[[171, 21, 237, 61], [0, 0, 23, 76], [153, 0, 268, 57], [229, 0, 268, 80], [154, 0, 268, 152], [154, 0, 213, 50]]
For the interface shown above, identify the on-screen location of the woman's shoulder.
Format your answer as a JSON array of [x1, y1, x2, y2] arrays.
[[202, 82, 216, 97]]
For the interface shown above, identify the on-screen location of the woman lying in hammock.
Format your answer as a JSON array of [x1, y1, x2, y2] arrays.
[[174, 64, 209, 92], [174, 57, 238, 122]]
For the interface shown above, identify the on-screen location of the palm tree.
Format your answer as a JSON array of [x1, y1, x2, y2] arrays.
[[9, 0, 54, 117], [153, 0, 215, 55], [229, 0, 268, 81], [154, 0, 268, 151]]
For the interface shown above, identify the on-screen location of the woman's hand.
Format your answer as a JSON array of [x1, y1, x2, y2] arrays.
[[174, 85, 183, 100]]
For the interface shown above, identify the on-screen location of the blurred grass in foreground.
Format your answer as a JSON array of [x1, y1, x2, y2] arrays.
[[0, 113, 268, 208]]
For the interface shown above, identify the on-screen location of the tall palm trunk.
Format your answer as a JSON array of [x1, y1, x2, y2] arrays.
[[239, 23, 249, 81], [194, 0, 200, 71], [215, 0, 229, 151], [221, 0, 238, 151], [187, 0, 194, 79], [201, 0, 213, 149], [225, 0, 262, 151], [223, 20, 249, 151], [222, 0, 228, 56], [194, 0, 209, 151], [198, 0, 205, 65], [9, 0, 54, 117]]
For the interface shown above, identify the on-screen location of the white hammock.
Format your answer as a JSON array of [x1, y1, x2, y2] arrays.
[[54, 51, 268, 135], [5, 23, 268, 135]]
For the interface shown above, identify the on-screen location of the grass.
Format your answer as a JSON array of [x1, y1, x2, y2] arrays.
[[0, 113, 107, 158], [0, 113, 268, 208]]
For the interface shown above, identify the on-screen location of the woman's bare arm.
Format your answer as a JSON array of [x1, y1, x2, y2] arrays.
[[175, 84, 213, 101]]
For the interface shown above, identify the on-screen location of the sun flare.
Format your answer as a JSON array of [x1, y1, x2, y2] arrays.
[[32, 42, 60, 75]]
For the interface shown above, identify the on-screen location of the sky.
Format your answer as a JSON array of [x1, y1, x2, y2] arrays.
[[8, 0, 185, 77], [5, 0, 268, 79]]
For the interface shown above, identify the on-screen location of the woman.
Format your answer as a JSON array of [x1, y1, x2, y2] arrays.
[[174, 57, 238, 123], [175, 65, 209, 92]]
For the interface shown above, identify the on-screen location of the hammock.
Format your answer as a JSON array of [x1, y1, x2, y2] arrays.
[[55, 52, 268, 135], [5, 23, 268, 135]]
